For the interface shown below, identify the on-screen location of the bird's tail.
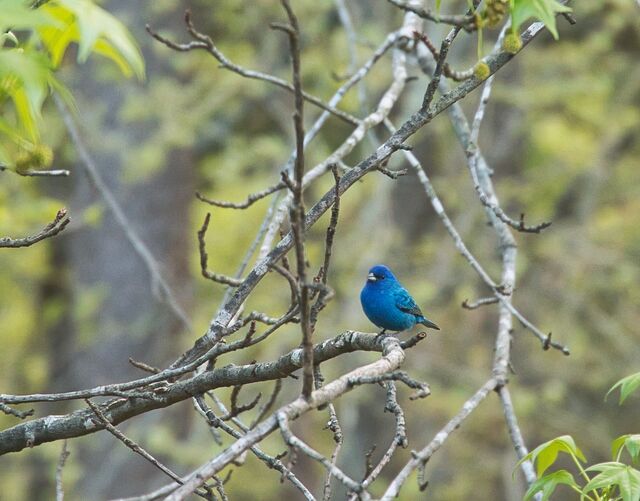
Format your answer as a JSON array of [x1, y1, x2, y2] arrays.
[[420, 317, 440, 330]]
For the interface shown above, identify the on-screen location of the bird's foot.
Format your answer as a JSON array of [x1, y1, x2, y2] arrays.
[[375, 329, 388, 340], [375, 329, 399, 341]]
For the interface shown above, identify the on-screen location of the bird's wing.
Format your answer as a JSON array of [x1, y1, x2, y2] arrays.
[[394, 288, 423, 318]]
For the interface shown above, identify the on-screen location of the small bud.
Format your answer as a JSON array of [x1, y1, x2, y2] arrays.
[[472, 12, 485, 30], [31, 144, 54, 169], [481, 0, 510, 28], [502, 32, 522, 54], [13, 144, 54, 174], [473, 61, 491, 80], [14, 151, 31, 175]]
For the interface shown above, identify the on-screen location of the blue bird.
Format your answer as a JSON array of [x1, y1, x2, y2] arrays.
[[360, 264, 440, 334]]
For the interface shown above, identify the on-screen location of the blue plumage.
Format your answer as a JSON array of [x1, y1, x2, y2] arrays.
[[360, 264, 440, 333]]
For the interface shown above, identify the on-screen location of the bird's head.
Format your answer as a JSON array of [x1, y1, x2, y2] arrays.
[[365, 264, 398, 288]]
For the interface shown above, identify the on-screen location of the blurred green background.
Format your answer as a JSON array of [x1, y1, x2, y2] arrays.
[[1, 1, 639, 499]]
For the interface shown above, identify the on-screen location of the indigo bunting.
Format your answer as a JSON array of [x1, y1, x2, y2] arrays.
[[360, 264, 440, 333]]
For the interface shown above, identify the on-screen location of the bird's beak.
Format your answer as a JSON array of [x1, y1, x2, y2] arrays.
[[367, 272, 376, 282]]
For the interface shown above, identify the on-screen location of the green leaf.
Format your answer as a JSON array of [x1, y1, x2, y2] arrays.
[[612, 435, 640, 463], [0, 49, 53, 140], [524, 470, 579, 501], [511, 0, 571, 39], [584, 462, 640, 501], [39, 0, 145, 79], [517, 435, 587, 477], [607, 372, 640, 405], [0, 0, 59, 33]]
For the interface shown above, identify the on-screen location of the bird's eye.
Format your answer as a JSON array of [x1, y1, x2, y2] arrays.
[[375, 274, 384, 280]]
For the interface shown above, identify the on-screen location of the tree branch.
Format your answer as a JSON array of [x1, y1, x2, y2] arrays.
[[0, 331, 426, 455], [0, 208, 70, 248], [146, 11, 359, 127]]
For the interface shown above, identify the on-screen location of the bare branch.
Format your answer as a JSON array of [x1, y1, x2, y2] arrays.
[[277, 412, 364, 496], [421, 25, 463, 109], [0, 403, 34, 420], [349, 381, 408, 499], [376, 165, 408, 179], [0, 165, 71, 177], [85, 400, 197, 493], [0, 331, 427, 454], [275, 0, 314, 400], [498, 386, 540, 497], [196, 182, 285, 210], [382, 379, 498, 499], [55, 440, 70, 501], [218, 385, 262, 421], [462, 296, 499, 309], [385, 0, 475, 29], [413, 31, 474, 81], [165, 335, 422, 499], [311, 165, 341, 326], [315, 367, 343, 501], [250, 379, 282, 429], [145, 12, 359, 126], [0, 208, 70, 248], [197, 213, 243, 286]]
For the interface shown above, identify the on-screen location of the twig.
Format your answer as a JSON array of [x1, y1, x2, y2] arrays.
[[165, 336, 420, 499], [377, 166, 408, 179], [348, 371, 431, 400], [349, 382, 408, 499], [277, 412, 365, 496], [255, 27, 408, 264], [0, 402, 34, 419], [193, 394, 315, 500], [218, 198, 277, 309], [498, 386, 540, 497], [413, 31, 474, 81], [250, 26, 399, 274], [274, 0, 314, 400], [507, 306, 569, 354], [55, 440, 70, 501], [53, 94, 192, 332], [0, 332, 427, 455], [311, 165, 341, 327], [385, 0, 476, 29], [0, 165, 70, 177], [197, 213, 243, 286], [382, 379, 498, 499], [146, 12, 359, 127], [315, 367, 344, 501], [85, 399, 195, 493], [219, 385, 262, 421], [467, 27, 552, 234], [0, 208, 70, 248], [250, 379, 282, 429], [195, 182, 285, 209], [128, 358, 160, 374], [462, 297, 499, 309], [211, 474, 229, 501], [409, 32, 569, 353], [317, 165, 341, 287], [422, 26, 463, 110]]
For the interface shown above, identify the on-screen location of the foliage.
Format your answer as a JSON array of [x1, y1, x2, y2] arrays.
[[607, 372, 640, 405], [510, 0, 571, 39], [0, 0, 143, 169], [522, 374, 640, 500]]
